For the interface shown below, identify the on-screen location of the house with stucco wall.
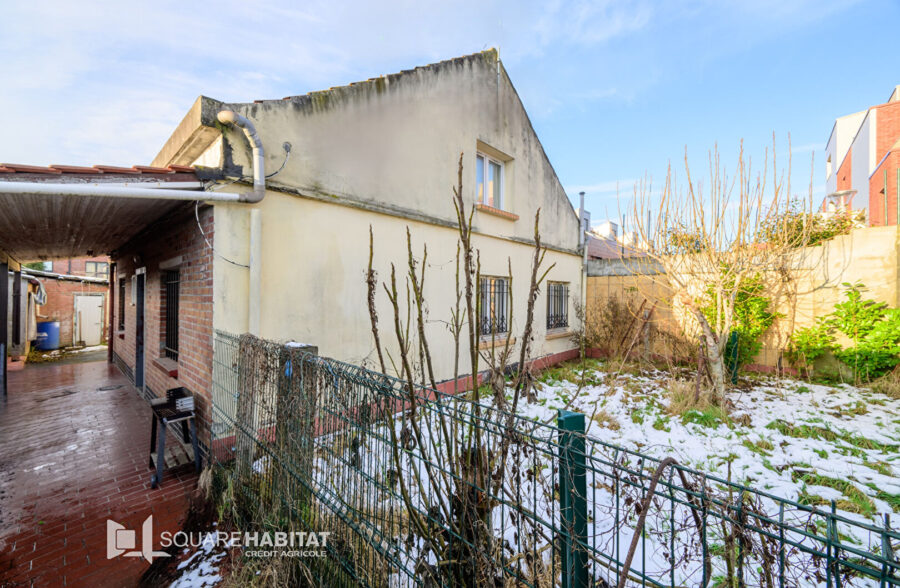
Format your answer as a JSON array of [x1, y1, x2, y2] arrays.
[[0, 49, 584, 436], [135, 48, 581, 393]]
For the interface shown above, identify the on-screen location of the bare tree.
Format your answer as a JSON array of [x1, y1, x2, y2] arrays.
[[622, 138, 814, 399], [365, 153, 554, 585]]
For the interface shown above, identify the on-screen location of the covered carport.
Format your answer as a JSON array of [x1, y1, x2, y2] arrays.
[[0, 164, 220, 586], [0, 110, 265, 585], [0, 164, 207, 396]]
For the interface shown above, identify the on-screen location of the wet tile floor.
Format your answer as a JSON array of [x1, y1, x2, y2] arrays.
[[0, 360, 198, 587]]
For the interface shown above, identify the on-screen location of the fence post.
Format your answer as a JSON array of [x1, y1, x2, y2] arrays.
[[234, 333, 260, 481], [558, 409, 589, 588]]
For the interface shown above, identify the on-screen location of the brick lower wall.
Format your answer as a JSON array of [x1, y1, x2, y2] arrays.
[[111, 206, 214, 437], [434, 347, 580, 395]]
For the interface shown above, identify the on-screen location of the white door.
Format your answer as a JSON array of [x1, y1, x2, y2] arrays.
[[74, 295, 103, 346]]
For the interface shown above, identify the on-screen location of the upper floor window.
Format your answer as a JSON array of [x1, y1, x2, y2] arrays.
[[85, 261, 109, 278], [478, 276, 509, 336], [476, 153, 504, 209], [547, 282, 569, 330]]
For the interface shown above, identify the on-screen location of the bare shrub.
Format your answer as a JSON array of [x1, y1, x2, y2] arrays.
[[870, 367, 900, 399], [665, 377, 718, 416]]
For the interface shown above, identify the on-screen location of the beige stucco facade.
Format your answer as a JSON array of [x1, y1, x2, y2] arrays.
[[154, 50, 582, 382], [213, 191, 581, 380]]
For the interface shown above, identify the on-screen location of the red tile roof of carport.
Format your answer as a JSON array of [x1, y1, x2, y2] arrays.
[[0, 164, 203, 262]]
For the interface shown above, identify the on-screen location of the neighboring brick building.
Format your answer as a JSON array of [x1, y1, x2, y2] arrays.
[[824, 85, 900, 225], [26, 257, 110, 348]]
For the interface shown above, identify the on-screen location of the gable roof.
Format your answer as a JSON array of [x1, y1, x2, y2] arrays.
[[152, 49, 580, 252]]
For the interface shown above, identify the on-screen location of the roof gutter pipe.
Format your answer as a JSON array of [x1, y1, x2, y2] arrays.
[[215, 110, 265, 203], [0, 110, 265, 204]]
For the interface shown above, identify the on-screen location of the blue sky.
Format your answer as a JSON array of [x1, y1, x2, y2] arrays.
[[2, 0, 898, 219]]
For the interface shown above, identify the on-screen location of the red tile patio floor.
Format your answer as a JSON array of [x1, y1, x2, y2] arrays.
[[0, 360, 198, 587]]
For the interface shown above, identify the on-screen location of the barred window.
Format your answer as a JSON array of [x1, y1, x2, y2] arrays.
[[163, 270, 180, 361], [547, 282, 569, 330], [478, 276, 509, 336], [118, 278, 125, 330]]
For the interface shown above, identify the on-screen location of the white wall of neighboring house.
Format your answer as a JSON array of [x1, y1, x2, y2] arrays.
[[825, 110, 866, 197], [850, 110, 877, 219]]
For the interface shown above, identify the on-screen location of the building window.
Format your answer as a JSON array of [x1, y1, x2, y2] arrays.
[[547, 282, 569, 330], [478, 276, 509, 336], [163, 270, 180, 361], [118, 278, 126, 330], [85, 261, 109, 278], [476, 153, 504, 209]]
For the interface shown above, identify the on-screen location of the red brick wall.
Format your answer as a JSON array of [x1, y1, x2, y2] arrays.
[[37, 279, 108, 347], [47, 256, 109, 278], [111, 206, 214, 433], [869, 150, 899, 226], [874, 101, 900, 165], [837, 146, 852, 192]]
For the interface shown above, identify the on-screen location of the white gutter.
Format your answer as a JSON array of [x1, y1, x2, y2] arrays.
[[0, 110, 265, 203], [248, 209, 262, 335], [216, 110, 265, 203]]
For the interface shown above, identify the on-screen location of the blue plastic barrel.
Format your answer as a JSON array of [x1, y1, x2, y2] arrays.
[[35, 321, 60, 351]]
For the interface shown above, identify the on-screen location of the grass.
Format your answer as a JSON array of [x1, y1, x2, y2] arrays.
[[538, 359, 607, 388], [741, 439, 774, 457], [791, 471, 877, 517], [591, 409, 621, 431], [861, 460, 893, 476], [766, 419, 897, 453], [652, 415, 671, 432], [875, 490, 900, 513], [682, 406, 731, 429]]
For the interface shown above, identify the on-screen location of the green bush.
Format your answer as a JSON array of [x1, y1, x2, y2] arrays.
[[833, 308, 900, 380], [759, 201, 858, 248], [702, 273, 779, 370], [786, 283, 900, 381], [784, 320, 836, 372]]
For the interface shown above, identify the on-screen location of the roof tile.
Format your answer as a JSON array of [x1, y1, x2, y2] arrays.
[[0, 162, 199, 177], [132, 165, 174, 174], [50, 165, 101, 174], [0, 163, 62, 174], [92, 165, 140, 174]]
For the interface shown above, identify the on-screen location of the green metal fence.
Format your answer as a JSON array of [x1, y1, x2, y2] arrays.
[[210, 330, 899, 587]]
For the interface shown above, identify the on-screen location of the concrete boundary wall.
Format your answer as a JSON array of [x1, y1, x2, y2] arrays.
[[586, 226, 900, 368]]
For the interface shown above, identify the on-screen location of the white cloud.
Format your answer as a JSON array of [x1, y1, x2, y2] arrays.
[[0, 0, 860, 165]]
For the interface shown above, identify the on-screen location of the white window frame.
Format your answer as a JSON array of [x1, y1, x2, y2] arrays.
[[476, 152, 505, 210]]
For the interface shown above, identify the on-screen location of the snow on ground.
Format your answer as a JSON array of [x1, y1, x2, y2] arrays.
[[531, 362, 900, 521], [316, 359, 899, 587], [168, 531, 228, 587]]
